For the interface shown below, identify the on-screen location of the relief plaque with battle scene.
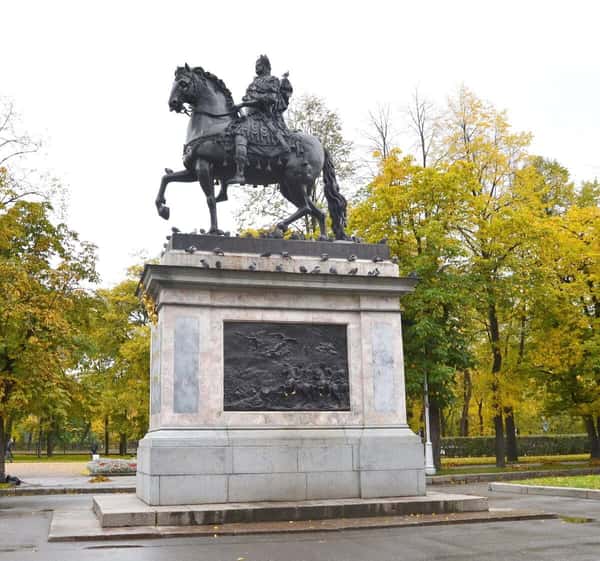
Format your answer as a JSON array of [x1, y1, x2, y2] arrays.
[[223, 322, 350, 411]]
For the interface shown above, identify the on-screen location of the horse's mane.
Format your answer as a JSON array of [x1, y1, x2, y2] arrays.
[[178, 66, 235, 110]]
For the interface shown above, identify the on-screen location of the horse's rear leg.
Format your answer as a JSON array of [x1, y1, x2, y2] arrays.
[[277, 183, 313, 232], [306, 196, 327, 240], [156, 168, 196, 220]]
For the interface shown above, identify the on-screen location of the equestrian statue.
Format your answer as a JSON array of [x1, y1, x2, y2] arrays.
[[155, 55, 348, 240]]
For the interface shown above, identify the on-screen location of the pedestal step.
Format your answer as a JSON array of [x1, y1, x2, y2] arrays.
[[94, 492, 488, 528]]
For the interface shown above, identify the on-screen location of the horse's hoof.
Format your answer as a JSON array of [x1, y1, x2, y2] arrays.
[[318, 235, 328, 241], [158, 205, 170, 220], [209, 228, 224, 235], [276, 222, 288, 232]]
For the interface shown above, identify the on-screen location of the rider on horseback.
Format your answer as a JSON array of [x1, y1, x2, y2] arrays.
[[227, 55, 293, 186]]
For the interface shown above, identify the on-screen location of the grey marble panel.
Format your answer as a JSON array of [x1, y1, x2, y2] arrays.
[[150, 325, 161, 415], [174, 317, 200, 414], [372, 322, 396, 413]]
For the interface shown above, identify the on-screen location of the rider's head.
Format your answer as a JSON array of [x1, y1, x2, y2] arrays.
[[255, 55, 271, 76]]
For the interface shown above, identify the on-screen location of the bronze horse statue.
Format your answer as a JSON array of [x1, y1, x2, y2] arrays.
[[155, 65, 348, 239]]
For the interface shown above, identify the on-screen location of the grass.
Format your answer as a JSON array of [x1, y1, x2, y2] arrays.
[[441, 453, 589, 467], [517, 475, 600, 489], [438, 462, 597, 475], [0, 482, 12, 489], [11, 454, 134, 463]]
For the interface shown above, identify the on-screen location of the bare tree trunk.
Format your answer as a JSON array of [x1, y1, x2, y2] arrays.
[[46, 419, 56, 457], [0, 414, 6, 481], [477, 398, 484, 436], [104, 416, 110, 456], [36, 418, 42, 458], [5, 416, 13, 444], [489, 301, 506, 467], [119, 433, 127, 456], [366, 103, 395, 160], [407, 89, 437, 168], [459, 370, 472, 436], [430, 401, 442, 470], [79, 422, 91, 446], [505, 407, 519, 462], [584, 415, 600, 459]]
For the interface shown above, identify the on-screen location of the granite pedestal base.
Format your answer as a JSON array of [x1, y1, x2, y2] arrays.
[[137, 238, 424, 506], [137, 427, 424, 505]]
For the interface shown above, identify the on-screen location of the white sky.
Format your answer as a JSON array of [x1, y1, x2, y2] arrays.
[[2, 0, 599, 286]]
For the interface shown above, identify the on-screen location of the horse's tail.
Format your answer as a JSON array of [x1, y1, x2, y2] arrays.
[[322, 148, 348, 240]]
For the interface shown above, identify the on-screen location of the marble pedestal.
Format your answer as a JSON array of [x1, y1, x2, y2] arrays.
[[136, 235, 424, 506]]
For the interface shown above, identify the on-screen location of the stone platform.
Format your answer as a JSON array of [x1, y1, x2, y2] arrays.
[[94, 492, 489, 528], [136, 236, 423, 506]]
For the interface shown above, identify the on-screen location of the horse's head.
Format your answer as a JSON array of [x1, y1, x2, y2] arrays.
[[169, 64, 235, 115], [169, 63, 198, 113]]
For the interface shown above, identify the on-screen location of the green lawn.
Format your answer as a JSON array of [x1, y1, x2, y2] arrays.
[[518, 475, 600, 489], [0, 482, 12, 489], [11, 454, 134, 463]]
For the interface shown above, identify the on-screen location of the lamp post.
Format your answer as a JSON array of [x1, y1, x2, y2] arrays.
[[424, 372, 436, 475]]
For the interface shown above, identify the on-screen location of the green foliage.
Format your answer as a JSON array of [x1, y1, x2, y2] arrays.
[[351, 86, 598, 467], [349, 151, 475, 409], [78, 272, 150, 443], [0, 165, 97, 476]]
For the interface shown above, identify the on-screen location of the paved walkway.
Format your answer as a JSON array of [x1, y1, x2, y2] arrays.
[[1, 483, 600, 560], [3, 462, 135, 495], [5, 462, 88, 478]]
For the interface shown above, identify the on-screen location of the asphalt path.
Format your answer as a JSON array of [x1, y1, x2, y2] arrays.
[[1, 483, 600, 561]]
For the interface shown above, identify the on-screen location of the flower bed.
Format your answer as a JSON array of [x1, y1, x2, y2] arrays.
[[87, 458, 137, 476]]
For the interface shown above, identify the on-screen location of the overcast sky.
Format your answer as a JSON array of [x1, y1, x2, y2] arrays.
[[2, 0, 599, 286]]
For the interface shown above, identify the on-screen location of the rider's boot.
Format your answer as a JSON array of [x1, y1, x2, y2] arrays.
[[275, 131, 291, 153], [226, 135, 247, 186]]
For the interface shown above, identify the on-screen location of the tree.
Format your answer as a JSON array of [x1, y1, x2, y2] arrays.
[[406, 89, 438, 169], [365, 103, 397, 161], [235, 95, 354, 236], [350, 151, 474, 467], [78, 272, 150, 455], [353, 87, 566, 467], [0, 165, 97, 477], [525, 189, 600, 457], [434, 86, 553, 466]]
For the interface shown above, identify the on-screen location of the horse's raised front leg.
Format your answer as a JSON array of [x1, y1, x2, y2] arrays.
[[196, 160, 222, 234], [156, 168, 196, 220]]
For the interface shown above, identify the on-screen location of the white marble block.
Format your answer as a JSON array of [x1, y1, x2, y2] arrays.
[[136, 245, 424, 505]]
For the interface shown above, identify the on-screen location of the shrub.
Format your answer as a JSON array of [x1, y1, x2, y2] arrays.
[[441, 434, 590, 457]]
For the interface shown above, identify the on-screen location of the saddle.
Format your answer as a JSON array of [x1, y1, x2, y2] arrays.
[[228, 114, 294, 160]]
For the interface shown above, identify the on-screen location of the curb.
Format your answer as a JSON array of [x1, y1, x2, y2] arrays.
[[490, 482, 600, 499], [3, 467, 597, 496], [0, 486, 135, 497], [428, 467, 600, 485]]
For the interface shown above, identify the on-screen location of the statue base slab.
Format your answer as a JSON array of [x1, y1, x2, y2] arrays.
[[137, 427, 424, 505]]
